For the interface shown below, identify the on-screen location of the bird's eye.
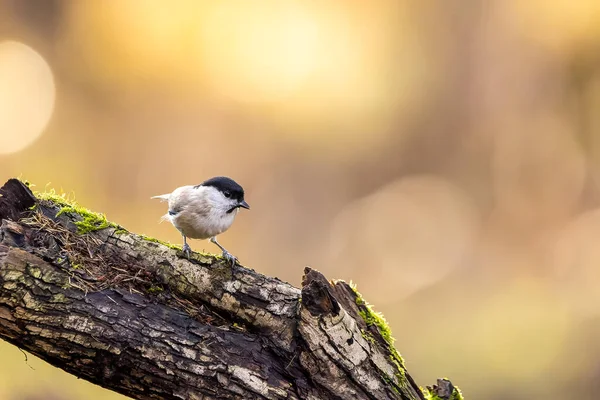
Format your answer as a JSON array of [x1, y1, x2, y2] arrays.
[[223, 191, 231, 198]]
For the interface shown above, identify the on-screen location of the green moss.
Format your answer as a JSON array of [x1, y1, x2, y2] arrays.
[[351, 282, 405, 368], [56, 205, 114, 234], [146, 285, 164, 294], [140, 234, 181, 251], [360, 328, 375, 344], [357, 302, 394, 344], [382, 373, 402, 396], [36, 188, 120, 234], [453, 386, 465, 400], [347, 282, 414, 395], [423, 388, 464, 400], [390, 354, 405, 379], [423, 379, 465, 400], [35, 187, 77, 208], [140, 235, 219, 263]]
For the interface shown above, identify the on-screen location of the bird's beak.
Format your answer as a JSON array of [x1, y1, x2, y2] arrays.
[[239, 200, 250, 210]]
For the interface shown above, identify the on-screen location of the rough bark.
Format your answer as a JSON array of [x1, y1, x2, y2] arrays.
[[0, 178, 461, 400]]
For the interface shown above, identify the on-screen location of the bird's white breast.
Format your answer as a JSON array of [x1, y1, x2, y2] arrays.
[[166, 185, 238, 240]]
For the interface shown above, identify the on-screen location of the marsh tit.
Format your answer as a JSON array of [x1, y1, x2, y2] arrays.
[[152, 176, 249, 264]]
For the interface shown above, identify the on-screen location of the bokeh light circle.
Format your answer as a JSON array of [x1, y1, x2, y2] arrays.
[[199, 1, 319, 103], [328, 175, 480, 304], [0, 40, 55, 155]]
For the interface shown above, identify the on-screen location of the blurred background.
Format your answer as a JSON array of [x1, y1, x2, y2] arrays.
[[1, 0, 600, 399]]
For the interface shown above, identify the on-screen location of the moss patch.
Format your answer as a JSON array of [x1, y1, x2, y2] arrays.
[[56, 206, 115, 234], [424, 387, 464, 400], [423, 379, 464, 400], [350, 282, 405, 368], [35, 188, 120, 234], [140, 234, 182, 251], [146, 285, 164, 295], [355, 296, 394, 344]]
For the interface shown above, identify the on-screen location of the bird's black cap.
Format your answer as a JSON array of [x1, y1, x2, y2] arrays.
[[197, 176, 246, 202]]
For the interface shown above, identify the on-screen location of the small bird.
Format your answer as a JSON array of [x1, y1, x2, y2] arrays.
[[152, 176, 249, 264]]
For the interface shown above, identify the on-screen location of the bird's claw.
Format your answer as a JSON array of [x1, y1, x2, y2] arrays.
[[182, 243, 192, 259], [221, 250, 238, 266]]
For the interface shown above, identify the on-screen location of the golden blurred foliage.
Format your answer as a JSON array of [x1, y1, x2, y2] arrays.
[[2, 0, 600, 399]]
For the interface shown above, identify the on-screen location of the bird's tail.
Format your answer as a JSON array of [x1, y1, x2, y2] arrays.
[[152, 193, 171, 223], [151, 193, 170, 202]]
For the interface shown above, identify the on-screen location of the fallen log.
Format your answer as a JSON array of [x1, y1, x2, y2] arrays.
[[0, 178, 463, 400]]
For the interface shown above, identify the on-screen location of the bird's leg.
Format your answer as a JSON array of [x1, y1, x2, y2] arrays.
[[210, 237, 237, 266], [182, 235, 192, 258]]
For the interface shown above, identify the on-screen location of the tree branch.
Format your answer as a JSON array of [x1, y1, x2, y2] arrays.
[[0, 178, 463, 400]]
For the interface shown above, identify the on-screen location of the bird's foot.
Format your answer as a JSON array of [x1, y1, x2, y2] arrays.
[[182, 243, 192, 259], [221, 250, 238, 266]]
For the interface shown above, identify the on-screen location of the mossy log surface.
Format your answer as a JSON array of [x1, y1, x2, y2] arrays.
[[0, 178, 462, 400]]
